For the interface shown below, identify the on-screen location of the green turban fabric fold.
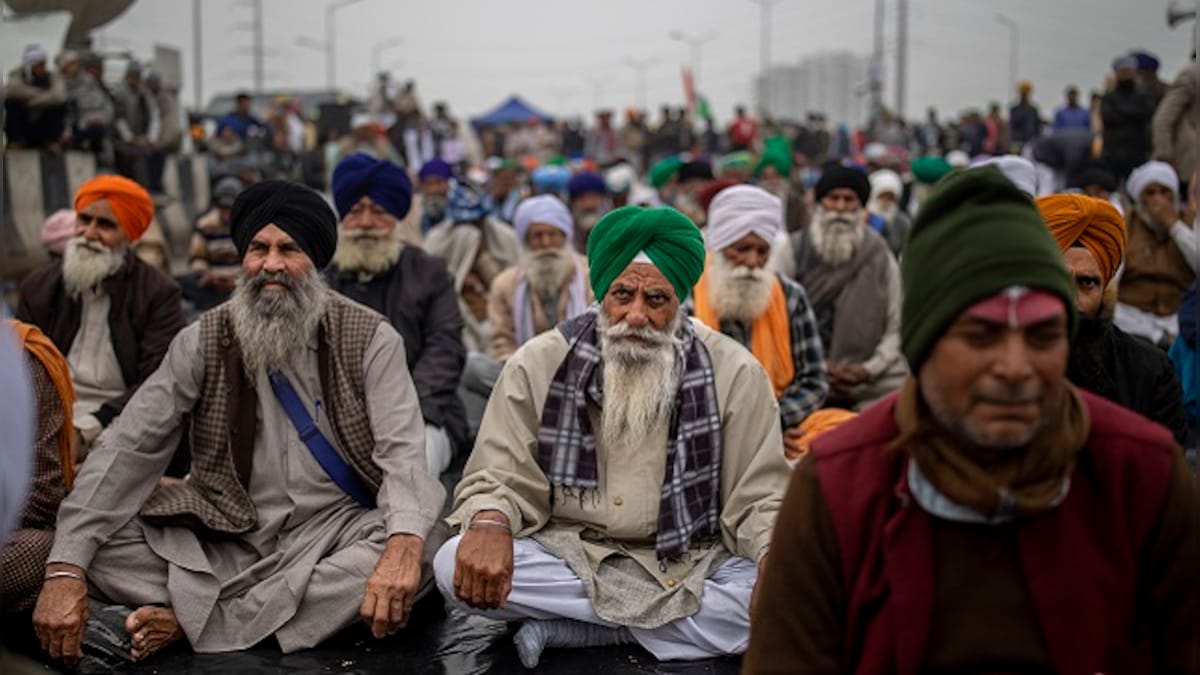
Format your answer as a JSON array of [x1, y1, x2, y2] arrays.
[[910, 156, 953, 185], [755, 136, 793, 178], [587, 205, 705, 303], [648, 157, 683, 189], [901, 166, 1075, 371]]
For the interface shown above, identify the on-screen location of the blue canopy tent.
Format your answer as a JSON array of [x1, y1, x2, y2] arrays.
[[471, 95, 554, 128]]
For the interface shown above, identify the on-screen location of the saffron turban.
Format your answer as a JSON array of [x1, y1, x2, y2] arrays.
[[230, 180, 338, 269], [513, 194, 573, 243], [588, 205, 705, 303], [1035, 193, 1126, 286], [331, 153, 413, 221], [705, 185, 782, 253], [74, 175, 155, 243]]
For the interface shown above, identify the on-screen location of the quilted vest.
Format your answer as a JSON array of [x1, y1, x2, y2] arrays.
[[140, 292, 384, 534]]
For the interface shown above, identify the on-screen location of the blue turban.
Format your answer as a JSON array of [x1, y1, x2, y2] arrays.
[[567, 171, 607, 202], [1132, 50, 1159, 73], [446, 180, 494, 224], [532, 166, 571, 195], [331, 153, 413, 221], [418, 158, 453, 182]]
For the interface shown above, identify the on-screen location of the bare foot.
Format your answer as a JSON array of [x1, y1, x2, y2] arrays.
[[125, 606, 184, 662]]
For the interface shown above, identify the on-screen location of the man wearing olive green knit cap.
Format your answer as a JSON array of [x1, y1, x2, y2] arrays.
[[437, 205, 792, 667], [745, 166, 1198, 674]]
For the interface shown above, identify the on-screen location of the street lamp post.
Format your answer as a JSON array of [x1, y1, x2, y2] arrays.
[[371, 37, 404, 77], [326, 0, 364, 91], [748, 0, 782, 115], [669, 29, 718, 89], [995, 12, 1019, 103], [623, 57, 658, 110]]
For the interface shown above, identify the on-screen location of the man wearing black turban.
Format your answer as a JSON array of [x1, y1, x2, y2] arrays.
[[325, 155, 469, 474], [34, 179, 448, 666]]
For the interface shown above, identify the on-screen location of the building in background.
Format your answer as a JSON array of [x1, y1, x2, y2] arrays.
[[755, 51, 871, 127]]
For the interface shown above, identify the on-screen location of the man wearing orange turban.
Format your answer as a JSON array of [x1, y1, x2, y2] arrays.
[[1036, 193, 1186, 442], [17, 174, 184, 459]]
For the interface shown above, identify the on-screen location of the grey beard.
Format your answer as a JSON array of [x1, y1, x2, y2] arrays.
[[810, 207, 863, 267], [331, 231, 404, 277], [707, 254, 774, 324], [228, 267, 329, 379], [596, 308, 683, 449], [525, 247, 576, 299], [62, 237, 126, 298]]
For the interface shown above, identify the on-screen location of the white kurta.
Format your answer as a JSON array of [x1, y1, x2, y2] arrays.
[[49, 319, 445, 653], [65, 288, 125, 443]]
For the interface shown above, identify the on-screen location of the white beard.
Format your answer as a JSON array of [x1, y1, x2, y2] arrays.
[[596, 309, 683, 450], [525, 247, 576, 299], [707, 253, 774, 324], [331, 230, 404, 277], [868, 198, 898, 226], [228, 267, 329, 379], [809, 206, 864, 267], [62, 236, 126, 297]]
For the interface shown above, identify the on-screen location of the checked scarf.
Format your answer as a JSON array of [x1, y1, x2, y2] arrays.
[[537, 308, 723, 561]]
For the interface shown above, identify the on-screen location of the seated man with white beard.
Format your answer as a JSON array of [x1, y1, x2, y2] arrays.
[[459, 194, 594, 436], [31, 181, 446, 668], [325, 154, 468, 475], [17, 175, 184, 460], [690, 185, 828, 459], [435, 206, 791, 668], [776, 165, 907, 409]]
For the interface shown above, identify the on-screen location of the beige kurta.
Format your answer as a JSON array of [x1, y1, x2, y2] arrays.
[[448, 319, 790, 627], [485, 256, 593, 363], [48, 320, 445, 652], [66, 288, 125, 444]]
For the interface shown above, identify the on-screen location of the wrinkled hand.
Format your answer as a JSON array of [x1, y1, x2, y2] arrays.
[[453, 511, 514, 610], [32, 563, 89, 667], [783, 427, 807, 460], [361, 534, 424, 638]]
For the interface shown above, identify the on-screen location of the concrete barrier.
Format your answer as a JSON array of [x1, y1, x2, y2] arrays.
[[1, 149, 210, 281]]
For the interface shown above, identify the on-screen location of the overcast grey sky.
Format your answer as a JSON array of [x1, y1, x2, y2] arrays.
[[90, 0, 1196, 123]]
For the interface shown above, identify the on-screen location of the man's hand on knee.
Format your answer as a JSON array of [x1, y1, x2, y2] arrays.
[[360, 533, 424, 638], [453, 510, 514, 610], [32, 562, 89, 667]]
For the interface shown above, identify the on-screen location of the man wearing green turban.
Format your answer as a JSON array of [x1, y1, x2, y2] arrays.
[[746, 166, 1197, 673], [438, 205, 792, 667], [648, 156, 683, 205]]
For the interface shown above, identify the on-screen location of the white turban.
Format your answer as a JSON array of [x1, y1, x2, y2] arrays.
[[704, 184, 782, 253], [869, 169, 903, 200], [22, 45, 47, 68], [604, 163, 638, 194], [513, 194, 573, 244], [972, 155, 1037, 196], [946, 150, 970, 168], [1127, 160, 1180, 204]]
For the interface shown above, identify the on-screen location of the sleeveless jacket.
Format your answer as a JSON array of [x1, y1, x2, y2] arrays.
[[140, 293, 384, 534]]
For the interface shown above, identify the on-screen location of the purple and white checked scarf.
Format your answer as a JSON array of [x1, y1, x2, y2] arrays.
[[537, 308, 723, 561]]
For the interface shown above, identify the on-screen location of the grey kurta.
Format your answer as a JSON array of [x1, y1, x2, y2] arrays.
[[448, 319, 791, 628], [48, 320, 445, 652]]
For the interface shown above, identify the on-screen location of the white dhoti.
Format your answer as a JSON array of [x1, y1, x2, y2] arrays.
[[433, 535, 756, 661]]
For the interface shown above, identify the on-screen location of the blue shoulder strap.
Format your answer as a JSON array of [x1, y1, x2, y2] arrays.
[[267, 368, 376, 509]]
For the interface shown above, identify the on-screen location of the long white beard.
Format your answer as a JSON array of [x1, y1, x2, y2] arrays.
[[62, 236, 126, 297], [525, 247, 576, 299], [707, 253, 774, 324], [229, 267, 329, 378], [596, 309, 683, 450], [867, 198, 898, 226], [331, 230, 404, 277], [809, 206, 863, 267]]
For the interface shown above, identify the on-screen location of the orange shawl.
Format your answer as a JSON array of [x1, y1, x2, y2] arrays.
[[693, 262, 794, 398], [9, 320, 77, 489]]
